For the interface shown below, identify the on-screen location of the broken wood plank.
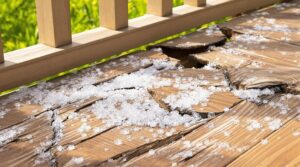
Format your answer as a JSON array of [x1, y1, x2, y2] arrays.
[[192, 47, 252, 69], [55, 122, 206, 166], [149, 68, 240, 114], [227, 65, 300, 91], [0, 51, 174, 131], [222, 0, 300, 46], [156, 68, 227, 87], [121, 95, 300, 167], [0, 113, 54, 166], [148, 28, 226, 67], [150, 87, 241, 114], [228, 118, 300, 167], [152, 28, 226, 51]]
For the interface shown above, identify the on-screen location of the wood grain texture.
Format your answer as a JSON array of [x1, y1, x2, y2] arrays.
[[35, 0, 72, 47], [229, 118, 300, 167], [0, 113, 54, 166], [0, 51, 170, 131], [147, 0, 173, 17], [122, 95, 300, 167], [0, 0, 280, 92], [99, 0, 128, 30], [185, 0, 206, 6], [222, 0, 300, 46]]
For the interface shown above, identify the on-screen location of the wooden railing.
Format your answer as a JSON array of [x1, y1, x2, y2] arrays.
[[0, 0, 280, 92]]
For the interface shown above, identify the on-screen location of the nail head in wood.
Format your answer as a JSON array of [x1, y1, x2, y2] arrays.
[[147, 0, 173, 17], [185, 0, 206, 7], [36, 0, 72, 47], [99, 0, 128, 30]]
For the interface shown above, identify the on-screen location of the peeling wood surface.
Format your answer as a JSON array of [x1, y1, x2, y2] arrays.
[[1, 1, 300, 166]]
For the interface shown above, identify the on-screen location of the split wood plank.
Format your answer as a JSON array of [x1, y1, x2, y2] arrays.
[[194, 33, 300, 69], [122, 95, 300, 167], [192, 33, 300, 91], [150, 29, 226, 67], [0, 51, 174, 131], [0, 113, 54, 166], [150, 87, 241, 114], [35, 0, 72, 47], [228, 65, 300, 91], [156, 68, 227, 87], [54, 87, 240, 166], [150, 68, 241, 114], [99, 0, 128, 30], [152, 28, 226, 51], [185, 0, 206, 7], [222, 0, 300, 46], [229, 118, 300, 167], [147, 0, 173, 17]]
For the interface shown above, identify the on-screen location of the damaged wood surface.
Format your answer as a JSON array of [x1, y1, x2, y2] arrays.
[[1, 1, 300, 166], [222, 0, 300, 46], [0, 51, 173, 131], [121, 95, 300, 167]]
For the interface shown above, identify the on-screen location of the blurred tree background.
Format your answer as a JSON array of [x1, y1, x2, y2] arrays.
[[0, 0, 183, 52]]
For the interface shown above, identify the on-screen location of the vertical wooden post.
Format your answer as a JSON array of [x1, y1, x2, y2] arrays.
[[147, 0, 173, 17], [36, 0, 72, 47], [0, 34, 3, 64], [185, 0, 206, 7], [99, 0, 128, 30]]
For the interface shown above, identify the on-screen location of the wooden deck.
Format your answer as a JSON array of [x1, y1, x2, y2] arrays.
[[0, 1, 300, 166]]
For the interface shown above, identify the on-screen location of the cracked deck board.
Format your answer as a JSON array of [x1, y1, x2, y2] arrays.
[[194, 33, 300, 69], [0, 113, 53, 166], [193, 33, 300, 92], [227, 65, 300, 91], [221, 0, 300, 46], [55, 123, 204, 166], [229, 118, 300, 167], [0, 51, 173, 131], [121, 95, 300, 167]]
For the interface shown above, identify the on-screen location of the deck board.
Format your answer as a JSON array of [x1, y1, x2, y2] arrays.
[[229, 118, 300, 167], [1, 1, 300, 166]]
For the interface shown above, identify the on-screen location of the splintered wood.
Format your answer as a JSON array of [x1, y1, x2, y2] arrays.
[[1, 0, 300, 166]]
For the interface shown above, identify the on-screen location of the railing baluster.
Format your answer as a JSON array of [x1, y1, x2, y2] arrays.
[[35, 0, 72, 47], [99, 0, 128, 30], [147, 0, 173, 17], [185, 0, 206, 6], [0, 34, 3, 63]]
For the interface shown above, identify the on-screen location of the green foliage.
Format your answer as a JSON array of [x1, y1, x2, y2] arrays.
[[0, 0, 183, 52]]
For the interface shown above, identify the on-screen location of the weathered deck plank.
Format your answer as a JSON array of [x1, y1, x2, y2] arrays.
[[222, 0, 300, 46], [0, 1, 300, 166], [0, 51, 173, 131], [229, 117, 300, 167], [121, 95, 300, 167]]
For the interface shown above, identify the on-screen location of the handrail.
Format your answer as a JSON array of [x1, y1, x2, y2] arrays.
[[0, 0, 281, 92]]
